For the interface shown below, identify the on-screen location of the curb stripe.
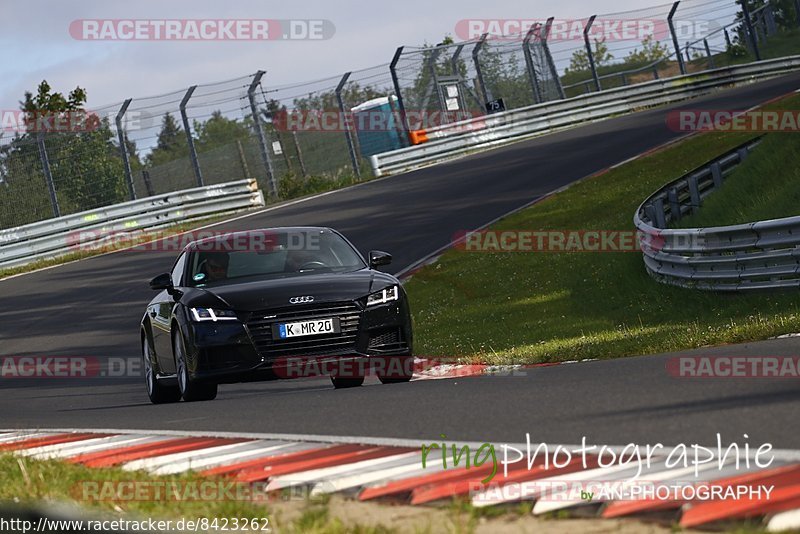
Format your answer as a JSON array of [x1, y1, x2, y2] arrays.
[[681, 485, 800, 528], [234, 447, 400, 483], [121, 440, 260, 472], [767, 508, 800, 532], [4, 429, 800, 531], [0, 433, 108, 451], [151, 442, 299, 475], [73, 438, 243, 467], [201, 444, 356, 477], [265, 451, 418, 492]]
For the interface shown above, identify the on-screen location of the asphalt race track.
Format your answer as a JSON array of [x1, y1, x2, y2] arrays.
[[2, 73, 799, 448]]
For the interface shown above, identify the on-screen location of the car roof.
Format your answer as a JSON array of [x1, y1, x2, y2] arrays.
[[183, 226, 334, 252]]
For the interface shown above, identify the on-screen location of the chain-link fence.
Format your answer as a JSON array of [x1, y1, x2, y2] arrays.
[[1, 0, 796, 231]]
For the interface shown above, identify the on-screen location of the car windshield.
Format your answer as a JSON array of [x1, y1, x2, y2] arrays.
[[185, 229, 366, 287]]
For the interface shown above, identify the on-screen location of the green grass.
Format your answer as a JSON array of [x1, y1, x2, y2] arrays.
[[675, 133, 800, 227], [0, 454, 397, 534], [404, 95, 800, 365]]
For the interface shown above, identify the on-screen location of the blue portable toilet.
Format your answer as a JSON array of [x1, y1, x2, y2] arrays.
[[351, 96, 403, 157]]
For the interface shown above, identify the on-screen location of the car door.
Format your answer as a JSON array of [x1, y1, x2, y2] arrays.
[[152, 252, 187, 374]]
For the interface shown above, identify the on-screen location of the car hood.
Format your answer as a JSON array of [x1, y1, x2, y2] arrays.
[[183, 269, 398, 312]]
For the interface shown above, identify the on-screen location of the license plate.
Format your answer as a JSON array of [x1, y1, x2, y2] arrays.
[[274, 318, 340, 339]]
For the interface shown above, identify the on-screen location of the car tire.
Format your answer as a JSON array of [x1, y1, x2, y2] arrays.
[[330, 375, 364, 389], [377, 356, 414, 384], [174, 330, 218, 402], [143, 337, 181, 404]]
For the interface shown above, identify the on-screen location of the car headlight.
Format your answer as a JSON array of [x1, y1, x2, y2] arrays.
[[366, 285, 400, 307], [190, 307, 238, 322]]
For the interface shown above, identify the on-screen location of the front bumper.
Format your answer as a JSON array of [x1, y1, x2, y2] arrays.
[[184, 299, 412, 383]]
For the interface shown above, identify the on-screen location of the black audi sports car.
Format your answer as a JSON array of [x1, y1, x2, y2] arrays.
[[140, 227, 413, 403]]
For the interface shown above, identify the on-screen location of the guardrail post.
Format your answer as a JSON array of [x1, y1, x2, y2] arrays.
[[389, 46, 410, 147], [710, 162, 723, 188], [668, 188, 682, 221], [179, 86, 204, 188], [36, 133, 60, 218], [542, 18, 566, 100], [335, 72, 361, 178], [472, 33, 490, 107], [740, 0, 761, 61], [291, 131, 307, 178], [523, 24, 543, 104], [115, 98, 136, 200], [247, 71, 277, 198], [688, 175, 701, 212], [737, 147, 750, 162], [668, 2, 687, 75], [653, 64, 660, 79], [653, 198, 667, 228], [583, 15, 601, 92], [703, 39, 715, 69]]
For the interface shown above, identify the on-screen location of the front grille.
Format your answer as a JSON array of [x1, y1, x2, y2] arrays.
[[246, 302, 361, 359]]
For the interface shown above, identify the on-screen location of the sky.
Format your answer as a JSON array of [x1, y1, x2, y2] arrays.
[[1, 0, 667, 110]]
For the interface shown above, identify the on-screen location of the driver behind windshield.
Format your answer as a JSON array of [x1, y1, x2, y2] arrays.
[[199, 252, 229, 283]]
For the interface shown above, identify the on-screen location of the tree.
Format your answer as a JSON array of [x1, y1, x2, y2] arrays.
[[625, 36, 670, 65], [193, 111, 252, 152], [146, 112, 188, 166], [566, 38, 614, 74], [0, 80, 127, 224]]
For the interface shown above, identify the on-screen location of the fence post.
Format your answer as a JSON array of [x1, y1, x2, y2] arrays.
[[141, 170, 155, 197], [704, 38, 715, 68], [668, 2, 687, 75], [36, 133, 60, 218], [795, 0, 800, 28], [236, 139, 251, 179], [115, 98, 136, 200], [427, 47, 443, 113], [179, 86, 204, 188], [247, 71, 277, 198], [335, 72, 361, 178], [583, 15, 601, 92], [389, 46, 410, 146], [450, 44, 464, 75], [724, 28, 732, 48], [740, 0, 762, 61], [765, 4, 777, 35], [523, 23, 543, 104], [472, 33, 490, 106], [291, 131, 307, 178], [543, 17, 566, 100]]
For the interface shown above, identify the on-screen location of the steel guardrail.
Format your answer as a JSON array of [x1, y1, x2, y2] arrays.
[[0, 179, 265, 270], [633, 137, 800, 291], [370, 55, 800, 177]]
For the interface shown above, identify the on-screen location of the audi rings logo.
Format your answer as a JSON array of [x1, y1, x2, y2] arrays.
[[289, 296, 314, 304]]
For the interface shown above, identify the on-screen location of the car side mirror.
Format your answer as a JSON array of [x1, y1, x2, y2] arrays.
[[149, 273, 173, 291], [369, 250, 392, 269]]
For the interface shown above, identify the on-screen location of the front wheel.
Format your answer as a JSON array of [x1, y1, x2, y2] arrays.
[[377, 356, 414, 385], [174, 331, 218, 402], [143, 337, 181, 404]]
